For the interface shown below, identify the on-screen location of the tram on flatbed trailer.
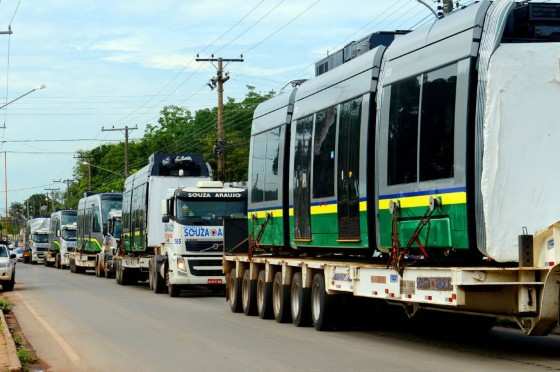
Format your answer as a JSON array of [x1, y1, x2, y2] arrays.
[[226, 0, 560, 336]]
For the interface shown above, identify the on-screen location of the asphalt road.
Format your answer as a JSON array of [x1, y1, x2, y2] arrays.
[[5, 263, 560, 372]]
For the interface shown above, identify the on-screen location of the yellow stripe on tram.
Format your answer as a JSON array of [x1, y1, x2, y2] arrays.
[[378, 191, 467, 210]]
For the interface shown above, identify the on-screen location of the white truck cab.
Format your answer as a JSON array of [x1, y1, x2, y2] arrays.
[[151, 181, 247, 297], [57, 223, 77, 268]]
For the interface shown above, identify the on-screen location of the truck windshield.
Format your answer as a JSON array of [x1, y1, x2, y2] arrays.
[[0, 246, 7, 257], [32, 234, 49, 243], [62, 229, 77, 241], [61, 213, 77, 225], [176, 199, 246, 225]]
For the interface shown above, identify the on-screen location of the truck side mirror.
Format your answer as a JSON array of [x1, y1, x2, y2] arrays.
[[162, 215, 169, 223], [10, 253, 16, 259]]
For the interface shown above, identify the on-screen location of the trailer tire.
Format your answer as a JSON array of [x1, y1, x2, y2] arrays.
[[241, 269, 257, 316], [272, 271, 291, 323], [291, 272, 311, 327], [226, 268, 243, 313], [256, 269, 273, 319], [311, 272, 336, 331]]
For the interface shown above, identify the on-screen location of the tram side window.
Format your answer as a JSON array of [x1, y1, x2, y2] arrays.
[[250, 126, 283, 203], [250, 133, 267, 203], [313, 106, 337, 198], [92, 206, 101, 233], [387, 76, 421, 185], [419, 64, 456, 181], [264, 127, 281, 201]]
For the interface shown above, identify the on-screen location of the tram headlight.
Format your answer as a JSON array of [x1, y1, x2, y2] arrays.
[[177, 257, 186, 271]]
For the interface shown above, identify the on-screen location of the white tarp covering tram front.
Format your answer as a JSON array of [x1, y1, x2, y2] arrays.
[[482, 43, 560, 262]]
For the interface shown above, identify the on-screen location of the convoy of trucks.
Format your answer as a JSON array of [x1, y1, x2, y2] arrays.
[[14, 1, 560, 342]]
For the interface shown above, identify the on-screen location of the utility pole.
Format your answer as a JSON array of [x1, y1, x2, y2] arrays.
[[44, 187, 59, 214], [3, 152, 7, 219], [101, 125, 138, 178], [196, 54, 244, 181]]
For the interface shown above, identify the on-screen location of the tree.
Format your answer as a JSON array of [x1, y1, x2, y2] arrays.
[[62, 86, 273, 206]]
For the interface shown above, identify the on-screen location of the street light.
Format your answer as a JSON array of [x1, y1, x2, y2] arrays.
[[1, 85, 47, 218], [81, 161, 123, 177], [0, 84, 46, 111]]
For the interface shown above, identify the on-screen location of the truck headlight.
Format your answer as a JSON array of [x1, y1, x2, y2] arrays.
[[177, 257, 186, 271]]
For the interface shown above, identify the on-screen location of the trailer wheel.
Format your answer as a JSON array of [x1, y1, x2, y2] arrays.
[[241, 269, 257, 316], [272, 271, 291, 323], [311, 272, 336, 331], [291, 272, 311, 327], [226, 268, 243, 313], [256, 269, 273, 319]]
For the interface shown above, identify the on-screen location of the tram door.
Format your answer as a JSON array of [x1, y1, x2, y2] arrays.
[[337, 98, 362, 241], [293, 116, 314, 240]]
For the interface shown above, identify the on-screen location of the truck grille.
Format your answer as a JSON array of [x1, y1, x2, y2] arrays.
[[185, 241, 223, 253], [187, 258, 223, 277]]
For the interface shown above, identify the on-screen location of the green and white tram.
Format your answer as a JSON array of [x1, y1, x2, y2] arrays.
[[74, 193, 122, 273], [249, 0, 560, 264]]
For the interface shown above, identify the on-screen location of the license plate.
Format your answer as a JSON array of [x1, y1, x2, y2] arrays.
[[207, 279, 223, 285]]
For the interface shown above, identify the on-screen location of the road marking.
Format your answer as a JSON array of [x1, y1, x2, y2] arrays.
[[14, 293, 81, 364]]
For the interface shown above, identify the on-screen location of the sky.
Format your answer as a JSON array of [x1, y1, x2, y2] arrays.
[[0, 0, 437, 211]]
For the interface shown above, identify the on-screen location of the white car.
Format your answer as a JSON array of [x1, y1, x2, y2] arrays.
[[0, 245, 16, 291]]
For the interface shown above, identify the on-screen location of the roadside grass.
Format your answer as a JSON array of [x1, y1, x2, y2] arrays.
[[0, 297, 11, 313], [0, 296, 37, 370]]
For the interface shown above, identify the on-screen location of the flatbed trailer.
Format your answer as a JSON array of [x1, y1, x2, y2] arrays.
[[223, 250, 560, 336]]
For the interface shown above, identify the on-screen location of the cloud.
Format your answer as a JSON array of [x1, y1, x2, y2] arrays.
[[91, 36, 143, 52]]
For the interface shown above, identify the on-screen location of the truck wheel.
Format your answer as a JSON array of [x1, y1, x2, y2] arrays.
[[95, 258, 101, 277], [311, 272, 337, 331], [55, 254, 60, 269], [291, 272, 311, 327], [272, 271, 291, 323], [151, 258, 166, 294], [168, 283, 180, 297], [70, 259, 76, 273], [226, 268, 242, 313], [256, 269, 273, 319], [241, 269, 257, 316]]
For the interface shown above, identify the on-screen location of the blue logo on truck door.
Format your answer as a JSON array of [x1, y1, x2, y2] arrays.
[[184, 226, 223, 241]]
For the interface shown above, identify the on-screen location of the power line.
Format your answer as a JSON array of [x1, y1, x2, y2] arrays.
[[242, 0, 322, 54], [0, 138, 124, 143], [9, 0, 22, 26], [214, 0, 288, 55], [118, 0, 270, 127]]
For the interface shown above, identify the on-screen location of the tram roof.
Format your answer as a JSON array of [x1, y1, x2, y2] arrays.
[[384, 1, 489, 62]]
